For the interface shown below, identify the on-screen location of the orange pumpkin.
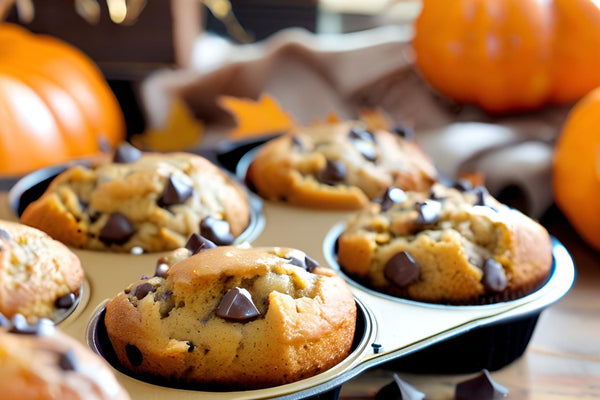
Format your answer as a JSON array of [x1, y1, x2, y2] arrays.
[[412, 0, 600, 113], [553, 87, 600, 251], [0, 23, 125, 175]]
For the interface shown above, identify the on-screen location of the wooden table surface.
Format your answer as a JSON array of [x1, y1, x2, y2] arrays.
[[0, 189, 597, 400], [339, 206, 600, 400]]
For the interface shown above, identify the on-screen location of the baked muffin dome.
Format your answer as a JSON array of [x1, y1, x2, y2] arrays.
[[104, 244, 357, 389], [246, 121, 437, 210], [20, 144, 251, 252], [0, 220, 83, 320], [336, 183, 553, 304], [0, 313, 130, 400]]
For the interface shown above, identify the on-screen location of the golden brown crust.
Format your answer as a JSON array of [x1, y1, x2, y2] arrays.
[[0, 328, 130, 400], [104, 246, 356, 389], [337, 184, 553, 304], [0, 220, 83, 319], [246, 121, 437, 210], [21, 151, 251, 253]]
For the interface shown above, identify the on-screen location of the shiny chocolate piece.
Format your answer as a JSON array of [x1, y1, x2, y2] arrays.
[[158, 175, 194, 207], [185, 232, 217, 254], [125, 344, 143, 366], [0, 228, 10, 241], [318, 159, 346, 185], [392, 124, 414, 141], [55, 293, 76, 309], [200, 217, 234, 245], [187, 342, 195, 353], [415, 200, 441, 225], [384, 251, 420, 288], [453, 178, 473, 192], [471, 186, 497, 211], [0, 312, 8, 327], [349, 127, 375, 142], [216, 287, 260, 322], [455, 369, 509, 400], [291, 136, 304, 151], [378, 187, 407, 212], [353, 140, 377, 162], [58, 349, 79, 371], [9, 314, 55, 336], [99, 213, 135, 245], [287, 252, 319, 273], [113, 142, 142, 164], [375, 373, 425, 400], [482, 258, 507, 292], [155, 263, 169, 278], [133, 282, 157, 300]]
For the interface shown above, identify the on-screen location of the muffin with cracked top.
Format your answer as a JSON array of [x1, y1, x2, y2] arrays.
[[104, 237, 357, 389], [20, 143, 251, 253], [336, 182, 553, 304], [246, 121, 437, 210]]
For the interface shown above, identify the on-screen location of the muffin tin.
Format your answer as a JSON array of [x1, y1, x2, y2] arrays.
[[4, 147, 576, 400]]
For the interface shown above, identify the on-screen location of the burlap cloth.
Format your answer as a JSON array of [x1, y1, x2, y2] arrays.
[[140, 25, 573, 218]]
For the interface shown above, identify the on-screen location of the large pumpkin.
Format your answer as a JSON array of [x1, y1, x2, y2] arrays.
[[553, 87, 600, 251], [412, 0, 600, 113], [0, 23, 125, 175]]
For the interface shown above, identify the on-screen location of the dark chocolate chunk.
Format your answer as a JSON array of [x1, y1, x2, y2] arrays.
[[216, 287, 260, 322], [287, 253, 319, 272], [453, 178, 473, 192], [482, 258, 507, 292], [455, 369, 509, 400], [375, 373, 425, 400], [0, 312, 9, 327], [125, 344, 143, 366], [58, 349, 79, 371], [415, 200, 441, 225], [155, 263, 169, 278], [0, 229, 11, 241], [9, 314, 55, 336], [349, 127, 375, 142], [384, 251, 420, 288], [158, 175, 194, 207], [133, 282, 157, 300], [392, 124, 414, 141], [185, 232, 217, 254], [55, 293, 76, 309], [353, 140, 377, 161], [200, 217, 234, 245], [291, 136, 304, 151], [113, 142, 142, 163], [378, 187, 407, 212], [99, 213, 135, 245], [318, 160, 346, 185], [187, 342, 195, 353]]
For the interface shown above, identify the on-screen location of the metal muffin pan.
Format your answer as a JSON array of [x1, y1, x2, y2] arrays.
[[3, 152, 576, 400]]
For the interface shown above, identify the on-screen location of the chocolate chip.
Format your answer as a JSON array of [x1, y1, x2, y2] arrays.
[[133, 282, 157, 300], [287, 253, 319, 272], [55, 293, 76, 309], [125, 344, 143, 366], [291, 136, 304, 151], [375, 373, 425, 400], [9, 314, 55, 336], [58, 349, 79, 371], [384, 251, 420, 288], [392, 124, 414, 141], [352, 140, 377, 161], [482, 258, 507, 292], [414, 200, 441, 225], [455, 369, 509, 400], [187, 342, 195, 353], [318, 160, 346, 185], [0, 312, 9, 327], [185, 232, 217, 254], [158, 175, 194, 207], [113, 142, 142, 163], [99, 213, 135, 245], [216, 287, 260, 322], [200, 217, 234, 245], [155, 263, 169, 278], [453, 178, 473, 192], [0, 229, 11, 241], [378, 187, 407, 212]]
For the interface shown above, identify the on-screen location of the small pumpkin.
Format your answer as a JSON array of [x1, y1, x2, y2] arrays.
[[553, 87, 600, 251], [0, 23, 125, 175], [412, 0, 600, 113]]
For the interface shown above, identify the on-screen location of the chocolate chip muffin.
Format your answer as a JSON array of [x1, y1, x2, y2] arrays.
[[20, 143, 251, 253], [336, 183, 553, 304], [0, 312, 130, 400], [0, 220, 83, 320], [245, 121, 437, 210], [104, 242, 357, 389]]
